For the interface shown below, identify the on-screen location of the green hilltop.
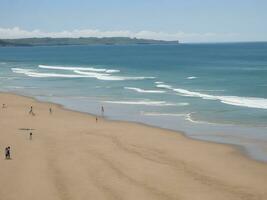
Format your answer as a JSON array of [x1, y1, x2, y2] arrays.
[[0, 37, 179, 46]]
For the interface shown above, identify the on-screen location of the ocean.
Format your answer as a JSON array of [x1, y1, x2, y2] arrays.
[[0, 43, 267, 161]]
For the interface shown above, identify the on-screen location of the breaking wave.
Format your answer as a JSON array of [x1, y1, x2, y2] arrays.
[[156, 83, 267, 109], [12, 68, 87, 78], [155, 81, 164, 84], [74, 70, 155, 81], [12, 68, 155, 81], [124, 87, 166, 93], [141, 112, 188, 117], [38, 64, 120, 73], [186, 76, 198, 79], [141, 112, 215, 125], [103, 100, 181, 106]]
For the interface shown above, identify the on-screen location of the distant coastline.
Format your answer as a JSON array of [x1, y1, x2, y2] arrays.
[[0, 37, 179, 47]]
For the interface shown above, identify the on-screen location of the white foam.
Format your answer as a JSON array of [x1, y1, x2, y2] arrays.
[[156, 84, 173, 90], [141, 111, 216, 125], [12, 68, 88, 78], [185, 113, 199, 123], [0, 76, 18, 80], [6, 86, 27, 89], [141, 112, 188, 117], [75, 70, 155, 81], [218, 96, 267, 109], [155, 81, 164, 84], [185, 113, 218, 125], [12, 68, 155, 81], [172, 88, 216, 99], [187, 76, 197, 79], [195, 89, 225, 92], [103, 100, 178, 106], [124, 87, 166, 93], [106, 69, 120, 73], [156, 83, 267, 109], [38, 64, 120, 73]]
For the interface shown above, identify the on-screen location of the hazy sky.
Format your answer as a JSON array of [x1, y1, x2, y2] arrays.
[[0, 0, 266, 42]]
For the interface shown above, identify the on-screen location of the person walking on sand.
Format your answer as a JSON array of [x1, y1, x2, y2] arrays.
[[96, 116, 98, 123], [29, 132, 33, 140], [49, 107, 52, 114], [5, 147, 8, 159], [2, 104, 6, 108], [29, 106, 35, 116], [5, 146, 11, 159], [7, 147, 11, 159], [29, 106, 33, 114]]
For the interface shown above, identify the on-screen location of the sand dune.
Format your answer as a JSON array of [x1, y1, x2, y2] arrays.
[[0, 93, 266, 200]]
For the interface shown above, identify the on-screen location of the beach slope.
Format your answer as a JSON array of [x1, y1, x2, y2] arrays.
[[0, 93, 266, 200]]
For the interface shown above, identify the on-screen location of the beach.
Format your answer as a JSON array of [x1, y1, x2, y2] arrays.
[[0, 92, 266, 200]]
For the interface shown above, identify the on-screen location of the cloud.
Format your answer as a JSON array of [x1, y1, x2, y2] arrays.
[[0, 27, 239, 42]]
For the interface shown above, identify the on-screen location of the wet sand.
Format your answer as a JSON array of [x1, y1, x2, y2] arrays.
[[0, 93, 267, 200]]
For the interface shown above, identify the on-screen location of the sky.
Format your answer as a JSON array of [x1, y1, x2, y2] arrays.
[[0, 0, 267, 42]]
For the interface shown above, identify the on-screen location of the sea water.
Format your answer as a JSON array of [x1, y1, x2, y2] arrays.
[[0, 43, 267, 161]]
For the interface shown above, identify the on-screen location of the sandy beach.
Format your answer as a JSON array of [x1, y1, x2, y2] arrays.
[[0, 92, 266, 200]]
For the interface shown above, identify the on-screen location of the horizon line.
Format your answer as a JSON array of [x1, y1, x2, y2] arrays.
[[1, 37, 267, 45]]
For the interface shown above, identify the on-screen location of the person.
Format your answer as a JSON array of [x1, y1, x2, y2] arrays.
[[49, 107, 52, 114], [29, 132, 33, 140], [2, 104, 6, 108], [29, 106, 35, 116], [101, 106, 104, 117], [5, 146, 10, 159], [7, 147, 10, 159], [5, 147, 8, 159], [96, 116, 98, 123], [29, 106, 33, 114]]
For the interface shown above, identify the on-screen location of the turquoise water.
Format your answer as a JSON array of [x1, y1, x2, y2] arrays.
[[0, 43, 267, 161]]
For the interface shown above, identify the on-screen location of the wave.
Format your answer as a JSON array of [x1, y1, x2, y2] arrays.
[[141, 112, 215, 125], [103, 100, 179, 106], [106, 69, 120, 73], [185, 113, 200, 123], [5, 85, 38, 89], [155, 81, 164, 84], [39, 64, 120, 73], [0, 76, 18, 80], [218, 96, 267, 109], [104, 100, 188, 106], [195, 89, 225, 92], [124, 87, 166, 93], [12, 68, 155, 81], [75, 70, 155, 81], [156, 83, 267, 109], [141, 112, 188, 117], [186, 76, 197, 79], [184, 113, 216, 124], [12, 68, 88, 78], [156, 84, 173, 90]]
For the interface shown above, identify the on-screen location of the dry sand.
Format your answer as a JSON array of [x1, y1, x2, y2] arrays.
[[0, 92, 267, 200]]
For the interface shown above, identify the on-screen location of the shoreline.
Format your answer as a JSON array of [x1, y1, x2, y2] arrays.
[[1, 92, 267, 199], [3, 91, 265, 164]]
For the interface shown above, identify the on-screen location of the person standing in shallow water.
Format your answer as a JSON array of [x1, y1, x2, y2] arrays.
[[101, 106, 104, 117]]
